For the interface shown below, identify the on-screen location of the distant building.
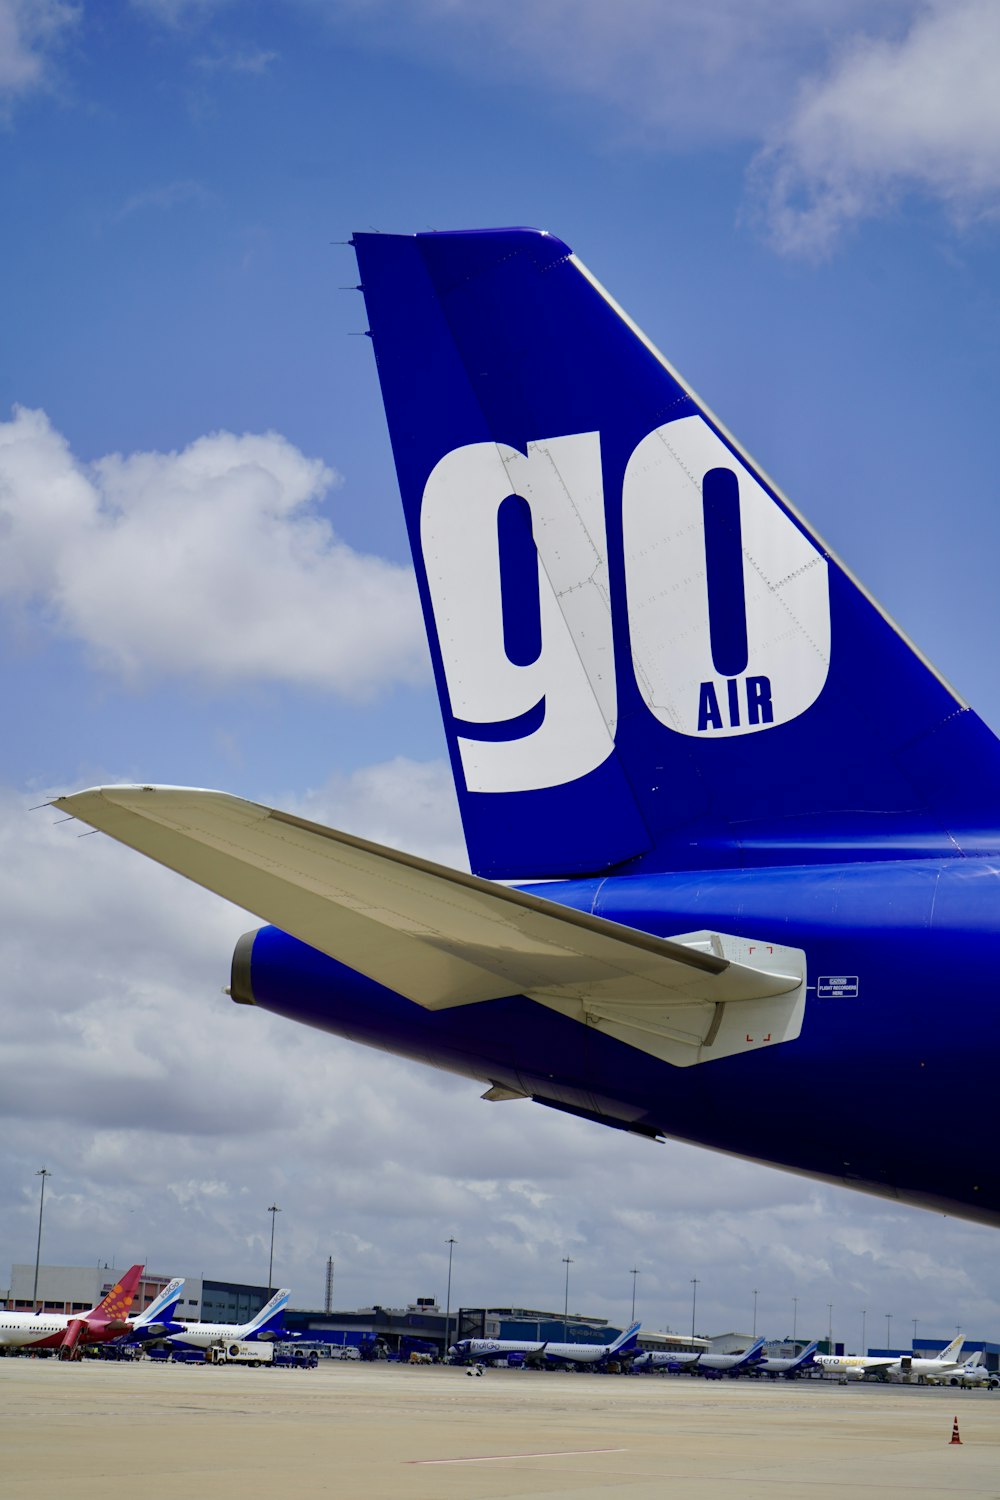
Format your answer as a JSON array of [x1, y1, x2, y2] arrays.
[[5, 1265, 172, 1315], [280, 1302, 636, 1357]]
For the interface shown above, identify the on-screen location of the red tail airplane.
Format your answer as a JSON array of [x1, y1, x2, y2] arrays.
[[0, 1264, 144, 1358]]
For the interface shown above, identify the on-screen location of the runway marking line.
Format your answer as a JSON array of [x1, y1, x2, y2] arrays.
[[409, 1447, 628, 1465]]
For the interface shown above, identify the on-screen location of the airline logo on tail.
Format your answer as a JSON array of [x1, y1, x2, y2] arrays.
[[610, 1320, 641, 1354], [421, 415, 830, 793], [89, 1264, 143, 1324], [245, 1289, 290, 1336], [134, 1278, 184, 1330]]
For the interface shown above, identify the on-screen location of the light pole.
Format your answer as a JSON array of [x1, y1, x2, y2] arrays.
[[827, 1303, 833, 1354], [445, 1238, 456, 1353], [752, 1289, 758, 1339], [861, 1308, 867, 1355], [690, 1278, 699, 1340], [912, 1317, 918, 1349], [885, 1313, 892, 1350], [792, 1296, 798, 1342], [630, 1268, 640, 1324], [267, 1204, 281, 1291], [562, 1257, 574, 1318], [32, 1169, 51, 1312]]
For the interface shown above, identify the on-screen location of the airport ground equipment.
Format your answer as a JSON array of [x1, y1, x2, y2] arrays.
[[273, 1348, 318, 1369], [205, 1341, 273, 1366], [54, 226, 1000, 1229]]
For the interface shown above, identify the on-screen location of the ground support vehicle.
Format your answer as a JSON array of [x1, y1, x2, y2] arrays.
[[205, 1341, 273, 1366]]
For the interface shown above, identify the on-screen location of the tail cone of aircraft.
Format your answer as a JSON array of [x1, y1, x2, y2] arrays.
[[950, 1417, 962, 1446]]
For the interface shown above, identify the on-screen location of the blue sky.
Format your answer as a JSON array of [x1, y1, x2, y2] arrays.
[[2, 0, 1000, 1343]]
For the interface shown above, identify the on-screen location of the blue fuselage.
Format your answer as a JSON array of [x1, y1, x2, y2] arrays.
[[244, 856, 1000, 1226]]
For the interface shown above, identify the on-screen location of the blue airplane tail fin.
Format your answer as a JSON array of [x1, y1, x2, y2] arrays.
[[610, 1320, 641, 1355], [133, 1277, 184, 1332], [356, 228, 1000, 879], [243, 1289, 290, 1340]]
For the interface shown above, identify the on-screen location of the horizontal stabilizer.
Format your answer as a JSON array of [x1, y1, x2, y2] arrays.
[[54, 785, 806, 1066]]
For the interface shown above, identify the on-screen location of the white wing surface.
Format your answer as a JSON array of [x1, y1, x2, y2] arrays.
[[53, 785, 806, 1066]]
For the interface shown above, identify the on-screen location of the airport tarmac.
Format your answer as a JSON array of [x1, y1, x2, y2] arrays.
[[2, 1358, 998, 1499]]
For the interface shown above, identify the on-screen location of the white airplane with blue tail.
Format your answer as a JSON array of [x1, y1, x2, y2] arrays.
[[452, 1319, 640, 1368], [160, 1289, 292, 1351]]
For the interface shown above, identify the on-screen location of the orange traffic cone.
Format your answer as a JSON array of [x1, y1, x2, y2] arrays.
[[950, 1416, 962, 1446]]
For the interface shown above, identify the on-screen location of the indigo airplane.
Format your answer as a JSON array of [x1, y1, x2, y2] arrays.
[[158, 1288, 292, 1352], [452, 1320, 641, 1367], [125, 1277, 186, 1344], [632, 1347, 703, 1373], [756, 1340, 819, 1378], [697, 1337, 767, 1376], [54, 228, 1000, 1228]]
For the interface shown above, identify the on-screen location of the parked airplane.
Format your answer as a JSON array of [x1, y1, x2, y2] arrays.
[[697, 1338, 767, 1376], [451, 1320, 640, 1367], [125, 1277, 186, 1344], [632, 1348, 703, 1373], [756, 1340, 819, 1377], [160, 1289, 292, 1351], [930, 1351, 1000, 1388], [813, 1352, 895, 1381], [888, 1335, 965, 1382], [52, 226, 1000, 1229], [0, 1264, 144, 1355]]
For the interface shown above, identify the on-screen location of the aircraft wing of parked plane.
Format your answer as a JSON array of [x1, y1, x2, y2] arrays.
[[164, 1289, 291, 1350], [51, 225, 1000, 1228], [813, 1353, 896, 1379], [454, 1320, 640, 1366], [0, 1265, 144, 1354]]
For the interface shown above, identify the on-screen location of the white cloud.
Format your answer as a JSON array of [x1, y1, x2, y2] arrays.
[[752, 0, 1000, 255], [316, 0, 904, 145], [194, 46, 279, 74], [113, 178, 214, 221], [292, 756, 467, 871], [0, 405, 426, 696], [313, 0, 1000, 252], [0, 0, 77, 104]]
